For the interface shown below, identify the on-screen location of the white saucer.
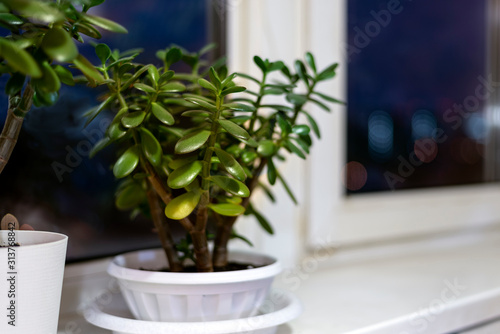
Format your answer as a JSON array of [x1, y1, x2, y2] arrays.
[[83, 289, 301, 334]]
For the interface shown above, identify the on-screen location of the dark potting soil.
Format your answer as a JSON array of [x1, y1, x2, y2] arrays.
[[141, 262, 262, 273]]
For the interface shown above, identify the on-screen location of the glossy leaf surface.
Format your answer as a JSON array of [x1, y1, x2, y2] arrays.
[[214, 147, 246, 181], [113, 146, 140, 178], [151, 102, 174, 125], [211, 175, 250, 197], [140, 128, 162, 166], [165, 191, 200, 220], [208, 203, 245, 216], [175, 130, 211, 154], [167, 161, 202, 189]]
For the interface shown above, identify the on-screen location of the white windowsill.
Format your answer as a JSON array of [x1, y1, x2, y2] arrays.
[[57, 224, 500, 334]]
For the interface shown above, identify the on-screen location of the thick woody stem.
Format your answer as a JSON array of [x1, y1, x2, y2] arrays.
[[0, 84, 34, 174], [213, 158, 268, 268], [144, 162, 194, 232], [146, 189, 183, 272]]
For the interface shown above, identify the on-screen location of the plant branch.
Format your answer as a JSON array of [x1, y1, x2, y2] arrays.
[[213, 158, 268, 268], [0, 83, 35, 174], [146, 188, 183, 272], [144, 162, 194, 232]]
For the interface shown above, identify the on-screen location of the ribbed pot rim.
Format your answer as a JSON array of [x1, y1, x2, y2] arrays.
[[108, 248, 282, 285], [0, 230, 68, 248]]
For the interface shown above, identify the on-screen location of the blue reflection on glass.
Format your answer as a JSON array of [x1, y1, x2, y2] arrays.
[[411, 109, 436, 140], [368, 110, 393, 162], [465, 113, 488, 142]]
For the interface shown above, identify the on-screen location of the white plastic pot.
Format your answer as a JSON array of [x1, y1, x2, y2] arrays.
[[0, 230, 68, 334], [107, 248, 282, 322]]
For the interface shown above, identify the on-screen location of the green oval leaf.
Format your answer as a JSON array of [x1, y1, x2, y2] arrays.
[[267, 158, 277, 185], [241, 151, 258, 164], [317, 63, 338, 81], [89, 137, 111, 158], [73, 54, 105, 83], [159, 70, 175, 84], [221, 85, 246, 97], [121, 110, 146, 128], [96, 43, 112, 64], [165, 191, 201, 220], [133, 83, 156, 94], [219, 119, 250, 140], [151, 102, 174, 125], [302, 110, 321, 138], [83, 14, 128, 34], [286, 140, 306, 159], [248, 204, 274, 234], [295, 60, 309, 87], [166, 47, 182, 67], [257, 140, 276, 157], [113, 146, 140, 178], [292, 124, 310, 136], [0, 13, 23, 25], [268, 61, 284, 72], [160, 82, 186, 93], [184, 97, 217, 111], [208, 203, 245, 217], [286, 93, 308, 105], [36, 61, 60, 93], [33, 89, 58, 106], [116, 182, 146, 210], [181, 110, 212, 118], [222, 102, 256, 112], [167, 161, 203, 189], [175, 129, 211, 154], [168, 156, 197, 170], [74, 22, 102, 39], [8, 0, 64, 23], [214, 147, 246, 181], [140, 128, 162, 166], [305, 52, 317, 73], [253, 55, 267, 73], [108, 122, 127, 141], [53, 65, 74, 86], [208, 67, 221, 89], [313, 91, 344, 104], [198, 78, 217, 92], [148, 65, 159, 84], [0, 39, 41, 77], [211, 175, 250, 197], [41, 27, 78, 62], [276, 113, 292, 136]]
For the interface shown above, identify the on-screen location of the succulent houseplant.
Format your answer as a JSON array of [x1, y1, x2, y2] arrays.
[[0, 0, 126, 174], [0, 0, 340, 274], [87, 43, 341, 272]]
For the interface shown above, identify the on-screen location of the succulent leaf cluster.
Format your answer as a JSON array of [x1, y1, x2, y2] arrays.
[[86, 42, 341, 271]]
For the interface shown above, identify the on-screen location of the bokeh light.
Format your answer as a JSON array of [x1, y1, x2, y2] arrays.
[[414, 138, 438, 163], [343, 161, 368, 191], [464, 113, 488, 142], [368, 110, 393, 162], [412, 109, 437, 140]]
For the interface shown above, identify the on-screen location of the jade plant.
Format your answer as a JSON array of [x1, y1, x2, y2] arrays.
[[0, 0, 126, 174], [87, 43, 341, 272]]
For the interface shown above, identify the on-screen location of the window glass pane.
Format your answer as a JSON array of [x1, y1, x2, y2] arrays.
[[347, 0, 488, 193], [0, 0, 218, 261]]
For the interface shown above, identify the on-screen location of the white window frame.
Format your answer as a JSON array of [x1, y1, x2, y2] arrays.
[[227, 0, 500, 261]]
